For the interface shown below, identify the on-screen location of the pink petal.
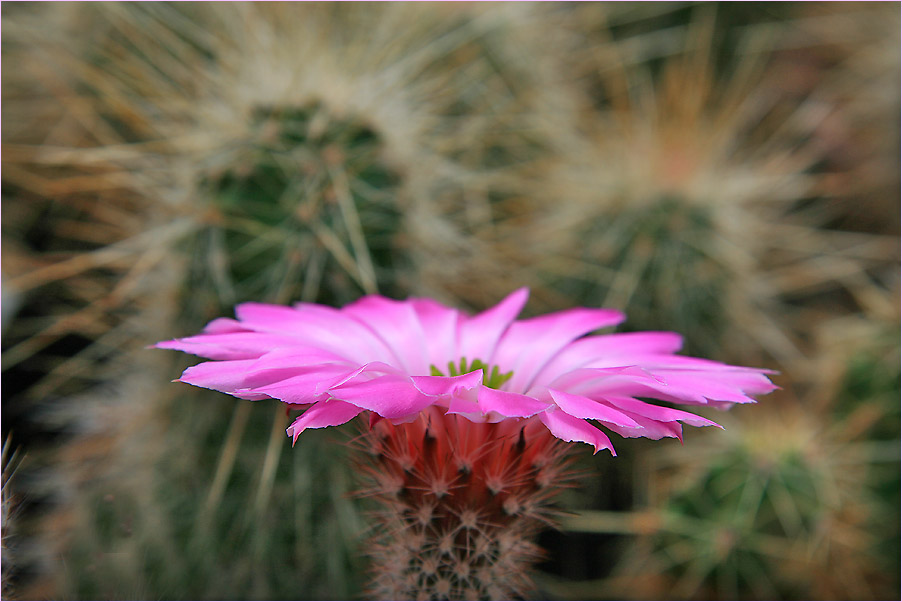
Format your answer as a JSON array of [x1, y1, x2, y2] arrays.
[[444, 397, 485, 422], [410, 371, 483, 396], [602, 414, 684, 441], [548, 389, 641, 427], [560, 365, 774, 407], [330, 374, 436, 420], [344, 296, 430, 374], [178, 359, 257, 390], [477, 386, 551, 418], [539, 408, 615, 455], [409, 298, 461, 369], [245, 365, 365, 404], [245, 347, 352, 372], [458, 288, 529, 363], [202, 317, 249, 334], [534, 332, 683, 384], [492, 307, 626, 393], [546, 366, 664, 393], [286, 400, 363, 443], [240, 302, 394, 364], [623, 354, 731, 369], [637, 371, 760, 404], [155, 332, 301, 360], [618, 356, 778, 396], [178, 359, 276, 400], [604, 395, 722, 428], [700, 367, 778, 396]]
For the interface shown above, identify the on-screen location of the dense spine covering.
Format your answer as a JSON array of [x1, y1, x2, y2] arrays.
[[354, 406, 579, 600]]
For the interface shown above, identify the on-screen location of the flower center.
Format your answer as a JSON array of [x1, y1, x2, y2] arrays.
[[430, 357, 513, 389]]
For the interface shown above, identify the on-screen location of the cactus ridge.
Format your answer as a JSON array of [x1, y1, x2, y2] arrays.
[[351, 406, 580, 600]]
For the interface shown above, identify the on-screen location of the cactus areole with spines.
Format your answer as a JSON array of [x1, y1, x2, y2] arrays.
[[157, 288, 775, 599]]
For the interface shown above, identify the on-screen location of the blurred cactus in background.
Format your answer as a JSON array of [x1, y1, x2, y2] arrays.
[[189, 100, 403, 313], [489, 3, 896, 365], [549, 288, 900, 601], [2, 2, 899, 600], [611, 394, 899, 600]]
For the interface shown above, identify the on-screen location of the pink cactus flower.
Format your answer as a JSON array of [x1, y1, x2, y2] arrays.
[[158, 289, 775, 599], [156, 288, 775, 455]]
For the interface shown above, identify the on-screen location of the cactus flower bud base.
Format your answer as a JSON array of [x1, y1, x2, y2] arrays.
[[354, 406, 578, 600]]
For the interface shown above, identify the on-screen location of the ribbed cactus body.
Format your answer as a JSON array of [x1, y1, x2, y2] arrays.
[[353, 406, 577, 600], [620, 394, 901, 600], [570, 196, 727, 356]]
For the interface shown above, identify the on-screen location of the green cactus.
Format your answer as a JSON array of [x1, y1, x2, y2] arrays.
[[77, 96, 409, 598], [188, 101, 404, 315], [563, 196, 729, 357], [615, 392, 899, 600], [826, 323, 901, 596], [63, 408, 367, 600]]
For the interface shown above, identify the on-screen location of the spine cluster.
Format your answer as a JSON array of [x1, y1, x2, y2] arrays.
[[352, 406, 579, 601]]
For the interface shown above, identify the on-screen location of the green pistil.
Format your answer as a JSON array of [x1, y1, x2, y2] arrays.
[[430, 357, 513, 389]]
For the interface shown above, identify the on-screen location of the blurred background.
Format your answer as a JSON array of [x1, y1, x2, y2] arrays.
[[1, 2, 899, 600]]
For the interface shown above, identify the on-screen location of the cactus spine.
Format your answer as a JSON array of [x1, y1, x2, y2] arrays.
[[352, 406, 579, 600]]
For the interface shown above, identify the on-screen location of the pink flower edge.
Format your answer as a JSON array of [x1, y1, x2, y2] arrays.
[[156, 288, 776, 454]]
